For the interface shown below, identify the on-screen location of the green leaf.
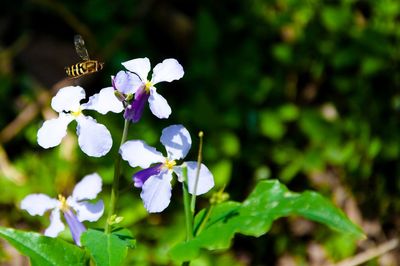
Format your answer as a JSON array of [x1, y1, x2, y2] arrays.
[[170, 180, 364, 261], [260, 111, 286, 140], [81, 228, 135, 266], [0, 226, 88, 266]]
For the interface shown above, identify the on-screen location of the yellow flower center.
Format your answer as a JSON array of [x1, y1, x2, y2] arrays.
[[164, 158, 176, 170], [71, 107, 82, 118], [58, 194, 69, 212], [144, 80, 152, 93]]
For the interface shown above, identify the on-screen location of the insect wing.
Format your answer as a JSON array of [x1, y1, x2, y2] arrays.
[[74, 35, 90, 61]]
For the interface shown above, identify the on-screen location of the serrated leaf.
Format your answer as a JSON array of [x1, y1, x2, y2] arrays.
[[81, 229, 135, 266], [0, 226, 88, 266], [170, 180, 364, 261]]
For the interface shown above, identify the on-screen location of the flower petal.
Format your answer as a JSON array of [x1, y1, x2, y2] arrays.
[[122, 57, 151, 82], [120, 140, 164, 168], [112, 70, 143, 95], [76, 116, 112, 157], [133, 164, 162, 188], [51, 86, 85, 113], [44, 209, 65, 237], [63, 209, 86, 246], [174, 161, 214, 195], [151, 58, 184, 85], [140, 171, 172, 213], [82, 87, 124, 114], [20, 194, 59, 216], [148, 88, 171, 119], [72, 200, 104, 222], [37, 114, 73, 149], [71, 173, 102, 201], [160, 124, 192, 160], [124, 86, 149, 123]]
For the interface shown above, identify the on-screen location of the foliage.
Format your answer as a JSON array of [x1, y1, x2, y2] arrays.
[[0, 226, 88, 266], [170, 180, 363, 261]]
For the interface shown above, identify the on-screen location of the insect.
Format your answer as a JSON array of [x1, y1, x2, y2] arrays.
[[65, 35, 104, 78]]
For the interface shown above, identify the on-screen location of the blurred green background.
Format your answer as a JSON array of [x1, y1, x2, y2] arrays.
[[0, 0, 399, 265]]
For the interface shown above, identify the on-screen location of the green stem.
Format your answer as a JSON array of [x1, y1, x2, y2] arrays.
[[105, 119, 130, 234], [190, 132, 204, 212], [182, 166, 194, 241], [193, 205, 213, 237]]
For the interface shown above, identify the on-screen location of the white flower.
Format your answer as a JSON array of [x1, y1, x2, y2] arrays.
[[20, 173, 104, 246], [37, 86, 123, 157], [120, 125, 214, 213], [117, 58, 184, 122]]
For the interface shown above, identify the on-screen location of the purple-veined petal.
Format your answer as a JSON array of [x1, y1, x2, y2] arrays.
[[124, 86, 149, 123], [122, 57, 151, 82], [133, 164, 162, 188], [174, 161, 214, 195], [151, 58, 184, 85], [51, 86, 85, 113], [20, 194, 59, 216], [160, 124, 191, 160], [82, 87, 124, 114], [148, 88, 171, 119], [140, 171, 172, 213], [71, 173, 102, 201], [44, 209, 65, 237], [120, 140, 164, 168], [37, 114, 74, 149], [72, 200, 104, 222], [63, 209, 86, 246], [76, 116, 112, 157], [112, 70, 143, 95]]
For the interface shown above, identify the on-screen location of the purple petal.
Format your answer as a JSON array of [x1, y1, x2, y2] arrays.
[[63, 209, 86, 246], [124, 86, 150, 123], [133, 164, 162, 188]]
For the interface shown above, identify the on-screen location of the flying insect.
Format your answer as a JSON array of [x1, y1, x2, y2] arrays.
[[65, 35, 104, 78]]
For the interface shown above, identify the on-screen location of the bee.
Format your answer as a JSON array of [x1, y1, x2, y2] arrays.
[[65, 35, 104, 78]]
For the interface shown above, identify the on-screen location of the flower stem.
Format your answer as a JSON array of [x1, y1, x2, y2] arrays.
[[190, 131, 204, 213], [105, 119, 130, 234], [182, 166, 194, 241]]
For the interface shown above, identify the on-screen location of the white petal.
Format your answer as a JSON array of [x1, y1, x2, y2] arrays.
[[120, 140, 164, 168], [140, 171, 172, 213], [148, 88, 171, 119], [174, 162, 214, 195], [71, 173, 102, 201], [51, 86, 85, 113], [44, 209, 65, 237], [76, 116, 112, 157], [82, 87, 124, 114], [20, 194, 58, 216], [73, 200, 104, 222], [113, 70, 143, 95], [151, 58, 184, 85], [160, 124, 191, 160], [122, 57, 151, 81], [37, 115, 73, 149]]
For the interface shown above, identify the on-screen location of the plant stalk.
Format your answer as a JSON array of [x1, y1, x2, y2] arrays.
[[105, 119, 130, 234], [190, 132, 203, 212], [182, 166, 194, 241]]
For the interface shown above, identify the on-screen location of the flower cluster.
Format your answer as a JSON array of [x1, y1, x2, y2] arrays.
[[21, 173, 104, 246], [22, 56, 214, 246], [120, 124, 214, 213], [112, 57, 184, 123]]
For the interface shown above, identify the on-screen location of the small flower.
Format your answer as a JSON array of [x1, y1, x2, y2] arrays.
[[20, 173, 104, 246], [120, 124, 214, 213], [37, 86, 123, 157], [112, 57, 184, 123]]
